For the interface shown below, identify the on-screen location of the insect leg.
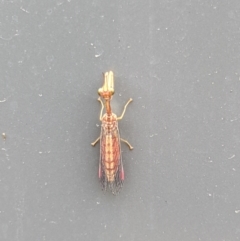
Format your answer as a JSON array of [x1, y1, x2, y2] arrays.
[[91, 136, 100, 146], [117, 98, 133, 120], [98, 97, 104, 121], [121, 138, 133, 150]]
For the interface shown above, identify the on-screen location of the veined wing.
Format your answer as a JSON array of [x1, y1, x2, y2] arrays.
[[99, 126, 124, 194]]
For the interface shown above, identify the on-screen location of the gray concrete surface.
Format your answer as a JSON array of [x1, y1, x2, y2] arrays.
[[1, 1, 240, 240]]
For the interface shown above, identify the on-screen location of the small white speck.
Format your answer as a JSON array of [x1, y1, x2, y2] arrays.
[[235, 210, 240, 214], [230, 118, 238, 122], [208, 157, 213, 162], [45, 182, 47, 186], [20, 7, 29, 13], [208, 193, 212, 197], [39, 151, 42, 154], [57, 1, 64, 6], [38, 93, 42, 97], [0, 98, 6, 102]]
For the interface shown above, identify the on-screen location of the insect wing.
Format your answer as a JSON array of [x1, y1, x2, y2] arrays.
[[99, 126, 123, 194]]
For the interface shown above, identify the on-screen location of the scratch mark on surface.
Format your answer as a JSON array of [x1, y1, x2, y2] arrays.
[[228, 154, 235, 160], [0, 36, 13, 41], [15, 195, 25, 241]]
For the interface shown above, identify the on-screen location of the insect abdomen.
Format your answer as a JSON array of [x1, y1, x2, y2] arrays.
[[100, 114, 121, 183], [103, 133, 120, 182]]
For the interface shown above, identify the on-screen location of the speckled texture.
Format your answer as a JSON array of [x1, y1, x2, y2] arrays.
[[1, 0, 240, 240]]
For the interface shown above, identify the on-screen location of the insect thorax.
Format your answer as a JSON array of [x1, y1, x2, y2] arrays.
[[102, 113, 118, 132]]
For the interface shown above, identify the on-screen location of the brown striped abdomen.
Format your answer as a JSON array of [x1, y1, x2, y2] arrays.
[[100, 113, 121, 182]]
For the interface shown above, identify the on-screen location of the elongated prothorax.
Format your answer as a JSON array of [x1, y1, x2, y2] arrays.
[[98, 71, 115, 115]]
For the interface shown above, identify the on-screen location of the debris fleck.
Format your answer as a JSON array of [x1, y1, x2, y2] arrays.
[[95, 53, 102, 58], [2, 133, 6, 140]]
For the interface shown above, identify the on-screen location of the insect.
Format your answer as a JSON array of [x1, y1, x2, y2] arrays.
[[91, 71, 133, 194]]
